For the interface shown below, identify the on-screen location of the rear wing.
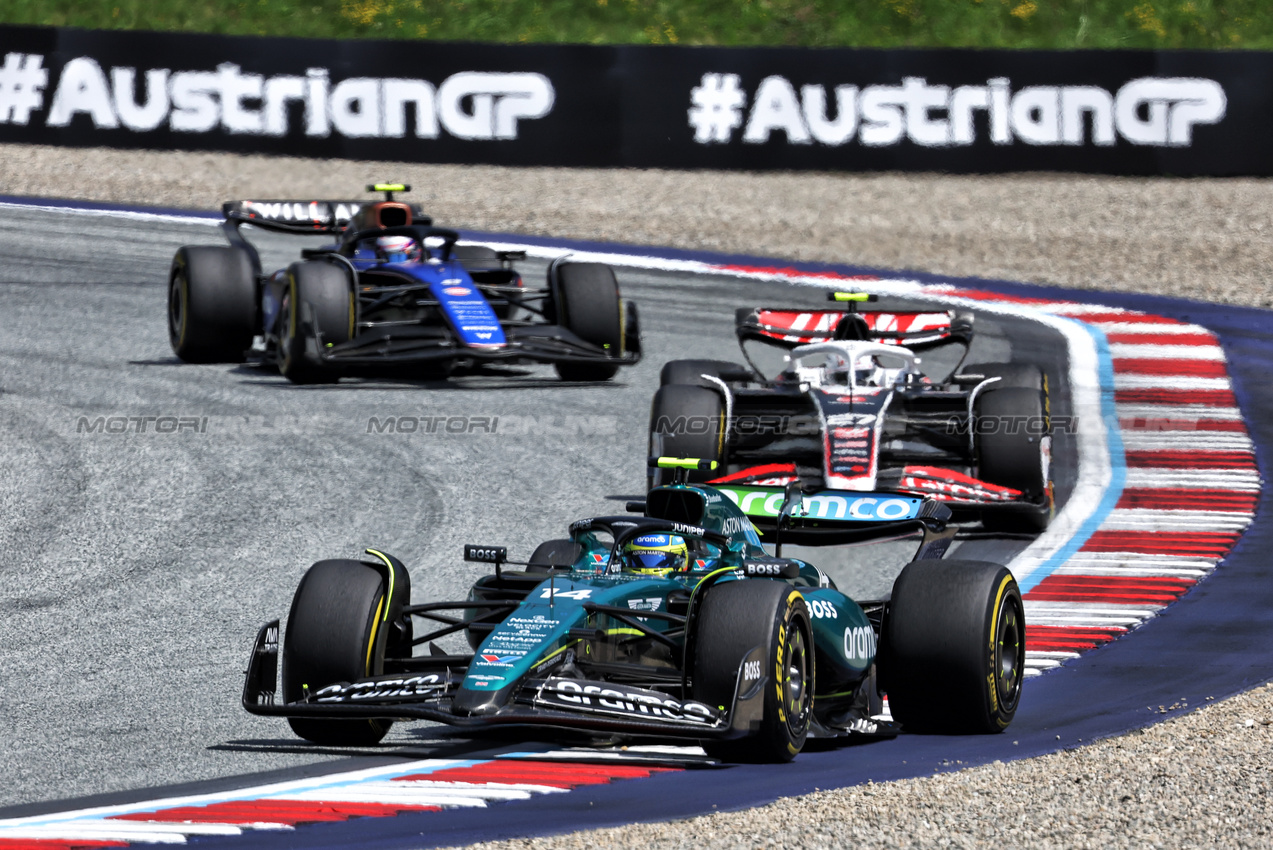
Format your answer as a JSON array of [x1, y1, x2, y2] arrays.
[[221, 200, 433, 235], [735, 305, 970, 351], [713, 483, 954, 555]]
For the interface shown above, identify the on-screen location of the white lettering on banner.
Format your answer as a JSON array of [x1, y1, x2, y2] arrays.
[[689, 73, 1227, 149], [0, 54, 554, 141], [438, 72, 554, 140], [0, 52, 47, 124], [112, 67, 169, 131], [47, 57, 117, 128]]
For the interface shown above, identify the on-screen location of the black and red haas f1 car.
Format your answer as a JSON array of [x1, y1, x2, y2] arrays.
[[167, 184, 640, 383], [242, 459, 1024, 763], [649, 293, 1053, 532]]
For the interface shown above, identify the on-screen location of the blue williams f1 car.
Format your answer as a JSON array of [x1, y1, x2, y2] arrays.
[[242, 459, 1025, 762], [168, 184, 640, 383]]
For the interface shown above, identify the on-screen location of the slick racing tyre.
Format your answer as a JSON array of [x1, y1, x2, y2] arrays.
[[168, 245, 256, 363], [966, 362, 1046, 392], [282, 559, 400, 746], [279, 260, 353, 384], [452, 245, 512, 319], [659, 359, 753, 389], [693, 580, 813, 763], [451, 244, 499, 268], [881, 559, 1024, 734], [526, 538, 581, 573], [647, 383, 725, 488], [975, 384, 1053, 532], [554, 262, 623, 382]]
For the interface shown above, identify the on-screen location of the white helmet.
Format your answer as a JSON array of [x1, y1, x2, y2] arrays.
[[375, 235, 421, 263]]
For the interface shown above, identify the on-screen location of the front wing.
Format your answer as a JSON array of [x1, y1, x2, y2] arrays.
[[242, 621, 761, 741], [308, 323, 639, 370]]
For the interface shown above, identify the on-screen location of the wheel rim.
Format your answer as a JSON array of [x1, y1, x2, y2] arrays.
[[168, 274, 186, 348], [782, 621, 811, 737], [994, 594, 1024, 713]]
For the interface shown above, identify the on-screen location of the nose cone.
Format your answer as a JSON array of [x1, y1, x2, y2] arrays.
[[451, 683, 514, 717]]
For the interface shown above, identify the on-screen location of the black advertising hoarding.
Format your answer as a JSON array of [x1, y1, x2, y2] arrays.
[[0, 25, 620, 166], [627, 47, 1271, 175], [0, 23, 1270, 175]]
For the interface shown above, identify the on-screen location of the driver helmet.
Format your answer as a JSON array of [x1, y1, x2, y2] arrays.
[[622, 533, 689, 577], [852, 354, 888, 387], [375, 234, 422, 263]]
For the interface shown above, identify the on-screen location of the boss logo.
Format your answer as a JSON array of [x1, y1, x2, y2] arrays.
[[807, 599, 839, 619], [743, 561, 799, 578], [464, 545, 506, 563]]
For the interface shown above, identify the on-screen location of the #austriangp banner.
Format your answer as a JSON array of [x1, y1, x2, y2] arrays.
[[0, 24, 1270, 175]]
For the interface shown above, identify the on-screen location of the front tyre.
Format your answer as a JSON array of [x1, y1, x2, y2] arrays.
[[554, 262, 623, 382], [279, 261, 353, 384], [168, 246, 256, 363], [647, 383, 725, 488], [693, 581, 813, 763], [282, 560, 394, 746], [881, 559, 1024, 734], [659, 359, 752, 389]]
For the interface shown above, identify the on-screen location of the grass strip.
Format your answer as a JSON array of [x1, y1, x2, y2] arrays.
[[2, 0, 1271, 49]]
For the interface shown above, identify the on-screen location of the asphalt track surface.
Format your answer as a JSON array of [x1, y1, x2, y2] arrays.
[[6, 201, 1272, 850], [0, 200, 1083, 817]]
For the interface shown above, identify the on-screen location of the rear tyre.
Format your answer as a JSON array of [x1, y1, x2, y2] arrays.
[[554, 263, 622, 382], [967, 362, 1045, 391], [282, 560, 395, 746], [881, 559, 1024, 734], [168, 246, 256, 363], [693, 581, 813, 763], [527, 539, 581, 573], [452, 245, 512, 320], [279, 261, 353, 384], [647, 383, 725, 487], [451, 245, 499, 268], [975, 385, 1053, 532], [659, 359, 752, 389]]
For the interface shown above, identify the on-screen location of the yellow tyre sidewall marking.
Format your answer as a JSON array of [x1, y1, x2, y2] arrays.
[[987, 574, 1016, 725]]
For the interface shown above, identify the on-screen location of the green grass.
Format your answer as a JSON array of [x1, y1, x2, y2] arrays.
[[4, 0, 1272, 48]]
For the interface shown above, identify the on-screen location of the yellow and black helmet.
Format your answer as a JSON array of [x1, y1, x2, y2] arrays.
[[621, 533, 690, 577]]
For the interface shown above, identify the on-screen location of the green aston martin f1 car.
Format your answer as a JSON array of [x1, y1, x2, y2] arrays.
[[243, 459, 1024, 762]]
